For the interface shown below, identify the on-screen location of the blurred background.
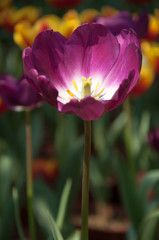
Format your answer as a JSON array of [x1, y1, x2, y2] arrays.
[[1, 0, 159, 240]]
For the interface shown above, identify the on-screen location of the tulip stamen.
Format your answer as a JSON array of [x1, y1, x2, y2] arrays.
[[96, 88, 104, 97], [94, 81, 99, 93], [67, 89, 74, 97], [72, 80, 78, 91], [67, 77, 104, 101]]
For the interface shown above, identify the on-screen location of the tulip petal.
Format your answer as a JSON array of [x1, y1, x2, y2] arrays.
[[102, 30, 141, 100], [62, 23, 120, 86], [31, 29, 67, 89], [58, 96, 106, 120]]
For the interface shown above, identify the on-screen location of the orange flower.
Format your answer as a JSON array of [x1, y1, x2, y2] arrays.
[[0, 6, 41, 31], [32, 158, 59, 181], [14, 11, 81, 49], [130, 41, 155, 98], [0, 97, 8, 114]]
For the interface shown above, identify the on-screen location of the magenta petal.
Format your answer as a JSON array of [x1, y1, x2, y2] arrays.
[[31, 29, 67, 88], [105, 70, 135, 112], [58, 96, 107, 120], [117, 29, 141, 50], [105, 30, 141, 91], [35, 75, 58, 107], [0, 74, 44, 110], [63, 23, 119, 83]]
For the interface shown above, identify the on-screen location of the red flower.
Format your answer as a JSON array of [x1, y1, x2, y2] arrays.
[[32, 158, 59, 181], [46, 0, 82, 9], [0, 97, 8, 114]]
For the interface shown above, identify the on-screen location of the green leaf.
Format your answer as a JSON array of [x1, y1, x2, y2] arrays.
[[0, 155, 14, 211], [34, 180, 58, 215], [56, 137, 83, 219], [47, 210, 64, 240], [56, 179, 72, 230], [66, 230, 80, 240], [12, 188, 26, 240], [107, 112, 127, 145], [113, 155, 144, 231], [140, 209, 159, 240]]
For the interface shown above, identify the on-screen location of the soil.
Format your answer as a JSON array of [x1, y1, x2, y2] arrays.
[[72, 204, 130, 240]]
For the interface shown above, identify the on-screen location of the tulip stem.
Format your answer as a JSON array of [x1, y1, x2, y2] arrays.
[[81, 120, 91, 240], [25, 110, 36, 240], [123, 97, 135, 178]]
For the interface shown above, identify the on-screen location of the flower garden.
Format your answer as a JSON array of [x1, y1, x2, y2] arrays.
[[0, 0, 159, 239]]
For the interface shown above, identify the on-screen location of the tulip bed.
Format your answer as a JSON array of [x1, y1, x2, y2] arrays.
[[0, 0, 159, 240]]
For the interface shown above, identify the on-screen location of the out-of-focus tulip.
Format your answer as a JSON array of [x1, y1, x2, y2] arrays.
[[0, 97, 8, 114], [23, 24, 142, 120], [46, 0, 82, 9], [14, 11, 80, 49], [0, 74, 44, 111], [95, 11, 149, 39], [59, 10, 81, 38], [101, 6, 118, 18], [146, 9, 159, 41], [80, 9, 99, 23], [14, 15, 61, 49], [148, 128, 159, 153], [0, 0, 13, 11], [141, 41, 159, 75], [130, 47, 155, 98], [32, 158, 59, 181], [0, 6, 41, 31]]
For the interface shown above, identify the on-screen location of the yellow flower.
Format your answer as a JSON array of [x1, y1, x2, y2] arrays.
[[14, 11, 81, 49], [146, 9, 159, 40], [142, 40, 159, 75], [79, 8, 99, 23], [0, 6, 41, 31], [130, 41, 155, 98], [59, 10, 81, 38], [14, 15, 61, 48]]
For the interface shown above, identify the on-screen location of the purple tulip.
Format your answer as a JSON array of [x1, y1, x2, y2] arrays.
[[148, 128, 159, 153], [95, 11, 148, 39], [23, 23, 142, 120], [0, 74, 44, 111]]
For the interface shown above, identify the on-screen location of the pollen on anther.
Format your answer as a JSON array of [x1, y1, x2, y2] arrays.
[[96, 88, 104, 97], [72, 80, 78, 91], [67, 89, 74, 97]]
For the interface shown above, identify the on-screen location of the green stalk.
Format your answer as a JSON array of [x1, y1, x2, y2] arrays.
[[81, 120, 91, 240], [25, 110, 36, 240], [123, 97, 135, 178]]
